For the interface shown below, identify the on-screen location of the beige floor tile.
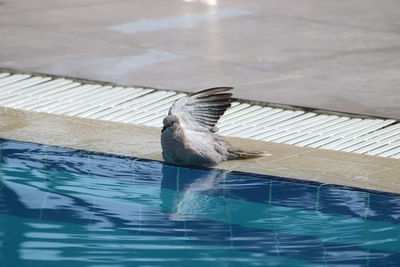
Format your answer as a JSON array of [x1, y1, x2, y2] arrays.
[[1, 106, 399, 194], [305, 149, 400, 170]]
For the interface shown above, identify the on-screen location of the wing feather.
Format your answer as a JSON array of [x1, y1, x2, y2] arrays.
[[168, 87, 235, 132]]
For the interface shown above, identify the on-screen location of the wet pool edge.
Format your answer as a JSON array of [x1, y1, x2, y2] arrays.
[[1, 106, 399, 194]]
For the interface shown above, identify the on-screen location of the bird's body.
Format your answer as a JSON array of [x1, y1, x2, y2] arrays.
[[161, 87, 268, 167], [161, 125, 229, 166]]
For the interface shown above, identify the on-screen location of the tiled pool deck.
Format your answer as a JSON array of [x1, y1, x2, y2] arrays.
[[1, 106, 399, 194]]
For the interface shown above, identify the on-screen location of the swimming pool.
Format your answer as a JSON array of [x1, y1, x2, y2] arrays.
[[1, 138, 400, 266]]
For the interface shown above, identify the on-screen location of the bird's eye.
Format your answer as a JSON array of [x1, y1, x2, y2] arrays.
[[171, 121, 175, 125]]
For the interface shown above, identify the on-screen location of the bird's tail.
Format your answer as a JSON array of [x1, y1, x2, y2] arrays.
[[227, 148, 271, 160]]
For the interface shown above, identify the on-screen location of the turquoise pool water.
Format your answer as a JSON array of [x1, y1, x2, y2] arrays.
[[1, 139, 400, 266]]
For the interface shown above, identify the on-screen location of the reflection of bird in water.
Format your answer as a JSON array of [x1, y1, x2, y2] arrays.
[[161, 164, 229, 221], [161, 87, 269, 167]]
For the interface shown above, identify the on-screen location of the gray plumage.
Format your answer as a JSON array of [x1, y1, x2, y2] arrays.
[[161, 87, 268, 167]]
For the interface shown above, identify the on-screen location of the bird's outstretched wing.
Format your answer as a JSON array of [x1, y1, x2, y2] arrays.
[[169, 87, 235, 132]]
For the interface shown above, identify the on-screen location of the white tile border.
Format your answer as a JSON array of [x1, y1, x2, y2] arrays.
[[0, 72, 398, 159]]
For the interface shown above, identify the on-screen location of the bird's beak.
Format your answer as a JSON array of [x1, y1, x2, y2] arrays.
[[161, 126, 167, 132]]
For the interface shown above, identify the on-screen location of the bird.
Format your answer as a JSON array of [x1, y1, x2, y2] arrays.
[[160, 87, 269, 167]]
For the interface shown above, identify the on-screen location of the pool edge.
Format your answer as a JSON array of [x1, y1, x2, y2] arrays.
[[1, 106, 399, 194]]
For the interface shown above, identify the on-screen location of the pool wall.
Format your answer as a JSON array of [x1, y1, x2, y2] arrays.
[[1, 138, 400, 266]]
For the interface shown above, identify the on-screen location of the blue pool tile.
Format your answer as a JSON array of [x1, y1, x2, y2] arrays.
[[368, 193, 400, 223], [1, 138, 400, 266]]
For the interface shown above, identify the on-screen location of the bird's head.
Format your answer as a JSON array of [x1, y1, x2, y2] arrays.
[[162, 115, 181, 133]]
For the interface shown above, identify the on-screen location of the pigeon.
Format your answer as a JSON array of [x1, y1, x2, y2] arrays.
[[161, 87, 269, 167]]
